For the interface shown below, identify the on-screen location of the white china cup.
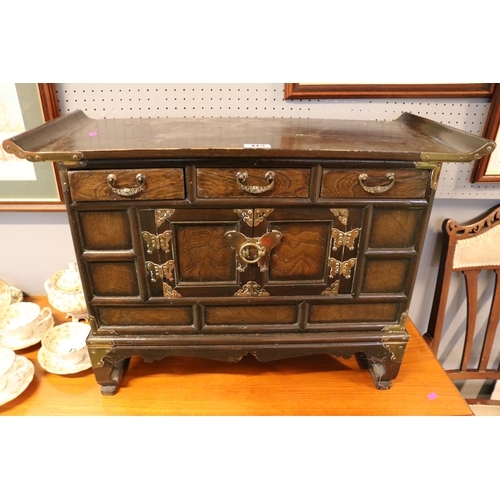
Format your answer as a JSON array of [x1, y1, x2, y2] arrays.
[[44, 263, 88, 321], [0, 347, 16, 391], [0, 302, 53, 342], [42, 322, 91, 364], [0, 279, 11, 310]]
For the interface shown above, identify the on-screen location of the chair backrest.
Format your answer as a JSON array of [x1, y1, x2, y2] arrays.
[[424, 204, 500, 402]]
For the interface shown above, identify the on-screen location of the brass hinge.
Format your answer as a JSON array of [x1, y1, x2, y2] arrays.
[[234, 208, 274, 227]]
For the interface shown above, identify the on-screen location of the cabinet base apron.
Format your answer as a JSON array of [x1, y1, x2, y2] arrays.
[[87, 331, 409, 395]]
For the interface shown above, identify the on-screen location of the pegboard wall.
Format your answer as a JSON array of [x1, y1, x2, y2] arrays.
[[56, 83, 500, 199]]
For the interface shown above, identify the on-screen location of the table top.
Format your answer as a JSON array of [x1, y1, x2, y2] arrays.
[[2, 110, 494, 163], [0, 296, 472, 416]]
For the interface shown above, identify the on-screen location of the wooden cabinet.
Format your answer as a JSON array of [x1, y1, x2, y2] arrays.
[[3, 111, 495, 394]]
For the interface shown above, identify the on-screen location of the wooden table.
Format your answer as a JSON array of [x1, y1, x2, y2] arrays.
[[0, 296, 472, 416]]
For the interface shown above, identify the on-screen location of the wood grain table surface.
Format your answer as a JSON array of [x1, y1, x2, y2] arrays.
[[0, 296, 472, 416]]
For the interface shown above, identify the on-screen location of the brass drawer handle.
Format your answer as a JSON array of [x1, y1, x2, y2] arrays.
[[236, 171, 275, 194], [358, 172, 395, 194], [107, 173, 146, 197]]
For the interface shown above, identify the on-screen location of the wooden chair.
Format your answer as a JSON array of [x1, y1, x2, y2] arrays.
[[424, 204, 500, 406]]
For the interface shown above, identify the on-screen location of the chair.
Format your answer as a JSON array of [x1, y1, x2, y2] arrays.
[[424, 204, 500, 407]]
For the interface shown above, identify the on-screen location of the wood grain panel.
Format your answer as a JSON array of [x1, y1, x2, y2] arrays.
[[369, 208, 422, 249], [175, 224, 237, 282], [98, 306, 193, 326], [362, 259, 411, 294], [205, 305, 298, 325], [269, 222, 330, 281], [88, 262, 139, 296], [68, 168, 185, 202], [309, 302, 400, 324], [196, 168, 311, 198], [321, 169, 429, 199], [79, 210, 132, 250]]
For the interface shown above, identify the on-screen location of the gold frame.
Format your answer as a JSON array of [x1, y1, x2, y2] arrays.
[[284, 83, 497, 99], [0, 83, 64, 211]]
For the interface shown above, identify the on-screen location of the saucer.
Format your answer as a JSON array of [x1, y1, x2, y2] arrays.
[[38, 346, 92, 375], [0, 356, 34, 406], [0, 314, 54, 351]]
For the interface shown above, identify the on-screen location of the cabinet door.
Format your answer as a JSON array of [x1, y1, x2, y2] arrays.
[[254, 207, 364, 297], [141, 208, 252, 298]]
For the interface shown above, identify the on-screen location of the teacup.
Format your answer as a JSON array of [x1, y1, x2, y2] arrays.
[[42, 322, 91, 364], [0, 279, 11, 310], [0, 302, 53, 342], [0, 347, 16, 391], [44, 263, 88, 321]]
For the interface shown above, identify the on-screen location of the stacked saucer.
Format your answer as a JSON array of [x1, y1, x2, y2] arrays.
[[0, 346, 34, 406], [38, 322, 91, 374], [0, 301, 54, 350]]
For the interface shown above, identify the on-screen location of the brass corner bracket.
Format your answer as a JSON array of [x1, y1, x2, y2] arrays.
[[415, 161, 442, 190]]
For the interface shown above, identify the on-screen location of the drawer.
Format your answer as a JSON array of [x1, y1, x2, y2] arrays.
[[196, 167, 311, 199], [68, 168, 185, 202], [320, 168, 429, 199]]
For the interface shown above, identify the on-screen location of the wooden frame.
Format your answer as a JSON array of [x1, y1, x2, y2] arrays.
[[0, 83, 64, 211], [471, 83, 500, 183], [284, 83, 497, 99]]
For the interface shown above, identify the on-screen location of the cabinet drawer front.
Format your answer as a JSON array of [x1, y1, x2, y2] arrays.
[[320, 168, 429, 199], [97, 306, 194, 327], [196, 168, 311, 199], [68, 168, 185, 202]]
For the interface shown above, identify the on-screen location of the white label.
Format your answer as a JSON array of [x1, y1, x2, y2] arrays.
[[244, 143, 271, 149]]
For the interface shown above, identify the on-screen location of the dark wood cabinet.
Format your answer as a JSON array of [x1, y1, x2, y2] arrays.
[[3, 111, 495, 394]]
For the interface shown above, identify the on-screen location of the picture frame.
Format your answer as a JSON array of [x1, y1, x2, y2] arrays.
[[284, 83, 497, 99], [0, 83, 64, 211], [471, 83, 500, 183]]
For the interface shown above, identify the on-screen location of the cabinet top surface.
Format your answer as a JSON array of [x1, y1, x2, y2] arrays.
[[2, 110, 495, 164]]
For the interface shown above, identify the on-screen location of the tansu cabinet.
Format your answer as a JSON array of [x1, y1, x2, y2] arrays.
[[3, 111, 495, 394]]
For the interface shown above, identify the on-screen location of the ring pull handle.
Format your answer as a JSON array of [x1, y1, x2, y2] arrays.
[[358, 172, 395, 194], [239, 242, 266, 264], [107, 173, 146, 197], [236, 171, 275, 194]]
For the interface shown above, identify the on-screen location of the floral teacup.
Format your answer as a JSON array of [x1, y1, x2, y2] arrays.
[[42, 322, 91, 364], [0, 302, 53, 342]]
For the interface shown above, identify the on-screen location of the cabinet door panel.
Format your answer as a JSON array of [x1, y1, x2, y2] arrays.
[[268, 221, 330, 282], [176, 223, 239, 282], [259, 207, 364, 296], [143, 208, 252, 298]]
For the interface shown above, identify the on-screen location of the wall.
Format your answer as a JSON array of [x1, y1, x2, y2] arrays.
[[2, 83, 499, 396]]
